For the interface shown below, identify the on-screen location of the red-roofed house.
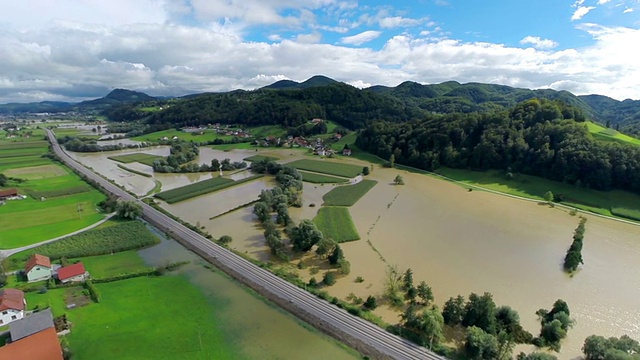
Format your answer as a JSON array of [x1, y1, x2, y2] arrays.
[[0, 288, 26, 325], [0, 188, 18, 200], [57, 263, 89, 283], [25, 254, 52, 283], [0, 327, 63, 360]]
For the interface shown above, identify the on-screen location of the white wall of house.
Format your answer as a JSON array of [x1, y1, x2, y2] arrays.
[[60, 273, 88, 284], [0, 308, 24, 325], [27, 266, 52, 282]]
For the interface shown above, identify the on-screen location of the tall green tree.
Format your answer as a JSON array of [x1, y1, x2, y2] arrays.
[[463, 292, 497, 335], [290, 219, 323, 252], [0, 173, 7, 186], [442, 295, 466, 325], [115, 200, 142, 220], [465, 326, 499, 360], [416, 281, 434, 306]]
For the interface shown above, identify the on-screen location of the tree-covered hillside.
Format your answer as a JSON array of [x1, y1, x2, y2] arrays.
[[356, 99, 640, 194]]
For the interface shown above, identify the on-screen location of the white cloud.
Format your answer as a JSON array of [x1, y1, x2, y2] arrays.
[[520, 36, 559, 50], [379, 16, 424, 28], [296, 32, 322, 44], [340, 30, 382, 45], [598, 0, 612, 4], [572, 6, 596, 20], [623, 8, 634, 13]]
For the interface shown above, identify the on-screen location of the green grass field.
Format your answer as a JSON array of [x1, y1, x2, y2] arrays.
[[434, 167, 640, 218], [286, 159, 364, 178], [117, 164, 153, 177], [586, 122, 640, 146], [155, 175, 263, 204], [610, 207, 640, 221], [3, 221, 160, 270], [26, 275, 240, 359], [299, 171, 349, 184], [243, 154, 278, 162], [211, 142, 255, 150], [108, 153, 164, 166], [132, 129, 236, 143], [314, 207, 360, 243], [72, 251, 150, 279], [322, 180, 378, 207]]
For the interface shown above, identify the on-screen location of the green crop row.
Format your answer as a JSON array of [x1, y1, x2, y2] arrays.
[[117, 164, 153, 177], [243, 155, 278, 162], [2, 221, 160, 271], [299, 171, 348, 184], [155, 174, 263, 204], [313, 207, 360, 243], [322, 180, 378, 207], [108, 153, 164, 166], [611, 207, 640, 221]]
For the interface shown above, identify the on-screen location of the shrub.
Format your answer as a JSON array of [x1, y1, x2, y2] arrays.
[[323, 271, 337, 286]]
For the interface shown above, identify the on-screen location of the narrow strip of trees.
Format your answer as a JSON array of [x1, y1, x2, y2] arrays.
[[563, 217, 587, 273]]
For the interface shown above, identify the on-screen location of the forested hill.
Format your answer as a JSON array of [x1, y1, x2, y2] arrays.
[[356, 98, 640, 195], [146, 82, 417, 129]]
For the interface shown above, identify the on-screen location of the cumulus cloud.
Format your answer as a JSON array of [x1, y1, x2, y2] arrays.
[[623, 8, 634, 13], [1, 5, 640, 103], [379, 16, 424, 28], [572, 6, 596, 20], [340, 30, 382, 45], [520, 36, 559, 50]]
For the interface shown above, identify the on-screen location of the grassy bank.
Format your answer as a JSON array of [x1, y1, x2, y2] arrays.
[[286, 159, 363, 178], [434, 167, 640, 217], [322, 180, 378, 207], [72, 250, 150, 278], [155, 174, 264, 204], [3, 221, 160, 270], [243, 154, 278, 162], [314, 207, 360, 243], [586, 121, 640, 146], [117, 163, 153, 177]]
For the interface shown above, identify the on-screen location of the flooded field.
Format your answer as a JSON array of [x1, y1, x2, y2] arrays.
[[71, 146, 640, 359], [138, 230, 359, 360]]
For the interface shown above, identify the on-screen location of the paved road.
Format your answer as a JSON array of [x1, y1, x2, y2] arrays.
[[46, 129, 445, 360]]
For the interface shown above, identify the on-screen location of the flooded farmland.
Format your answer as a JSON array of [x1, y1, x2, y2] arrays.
[[137, 230, 359, 360], [70, 145, 640, 359]]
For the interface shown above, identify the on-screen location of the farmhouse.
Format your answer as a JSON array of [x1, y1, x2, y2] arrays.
[[0, 327, 63, 360], [57, 262, 89, 283], [0, 188, 18, 200], [25, 254, 52, 283], [342, 148, 352, 156], [0, 288, 26, 325]]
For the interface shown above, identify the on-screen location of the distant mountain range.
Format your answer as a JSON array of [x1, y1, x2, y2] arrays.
[[1, 77, 639, 135]]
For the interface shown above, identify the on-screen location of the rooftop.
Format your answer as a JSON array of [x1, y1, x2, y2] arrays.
[[25, 253, 51, 273], [57, 262, 86, 281], [9, 308, 54, 342], [0, 288, 25, 312], [0, 327, 63, 360]]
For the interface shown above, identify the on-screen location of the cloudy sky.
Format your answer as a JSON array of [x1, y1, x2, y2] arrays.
[[0, 0, 639, 103]]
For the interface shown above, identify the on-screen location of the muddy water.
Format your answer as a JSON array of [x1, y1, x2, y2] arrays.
[[138, 232, 358, 360]]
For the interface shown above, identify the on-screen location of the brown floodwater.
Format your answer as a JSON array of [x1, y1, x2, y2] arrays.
[[72, 147, 640, 359], [137, 228, 359, 360]]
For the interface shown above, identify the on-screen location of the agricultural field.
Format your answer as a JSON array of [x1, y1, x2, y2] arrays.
[[313, 207, 360, 243], [26, 275, 240, 359], [132, 129, 235, 143], [211, 142, 255, 150], [108, 153, 164, 166], [286, 159, 364, 178], [299, 171, 349, 184], [322, 180, 378, 207], [243, 154, 278, 162], [117, 164, 153, 177], [155, 175, 263, 204], [0, 155, 107, 249], [434, 167, 640, 218], [0, 134, 50, 172], [2, 221, 160, 270], [586, 121, 640, 146], [610, 207, 640, 221]]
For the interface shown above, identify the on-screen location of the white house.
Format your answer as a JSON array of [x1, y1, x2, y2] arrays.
[[57, 262, 90, 283], [0, 289, 26, 326], [25, 254, 52, 283]]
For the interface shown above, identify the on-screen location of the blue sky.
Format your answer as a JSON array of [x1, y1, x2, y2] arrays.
[[0, 0, 639, 103]]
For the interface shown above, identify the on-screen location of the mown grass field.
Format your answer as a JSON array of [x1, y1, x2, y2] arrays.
[[286, 159, 364, 178], [3, 221, 160, 270], [0, 134, 107, 248], [108, 153, 164, 166], [314, 207, 360, 243], [26, 275, 240, 359], [434, 167, 640, 218], [72, 250, 150, 279], [322, 180, 378, 207], [586, 122, 640, 146], [211, 142, 255, 150], [132, 129, 235, 143], [155, 174, 264, 204], [299, 171, 349, 184], [243, 154, 278, 162]]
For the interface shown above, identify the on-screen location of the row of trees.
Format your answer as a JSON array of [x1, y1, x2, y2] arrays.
[[356, 99, 640, 195], [59, 136, 148, 152], [563, 217, 587, 273], [153, 157, 247, 173]]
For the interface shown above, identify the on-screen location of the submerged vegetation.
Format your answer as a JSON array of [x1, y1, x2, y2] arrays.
[[563, 217, 587, 273]]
